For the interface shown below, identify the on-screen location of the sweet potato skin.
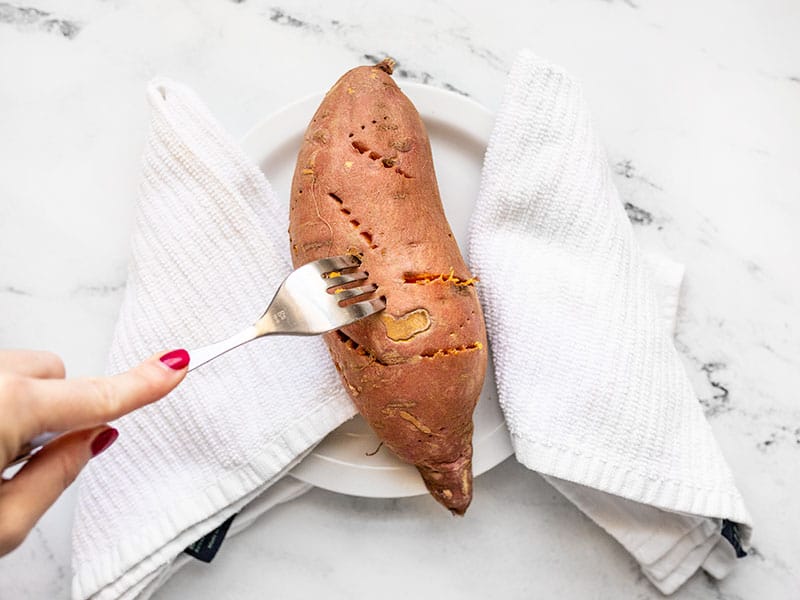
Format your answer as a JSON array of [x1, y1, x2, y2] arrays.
[[288, 59, 488, 514]]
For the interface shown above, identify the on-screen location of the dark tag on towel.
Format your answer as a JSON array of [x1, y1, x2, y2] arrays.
[[721, 519, 747, 558], [184, 513, 237, 563]]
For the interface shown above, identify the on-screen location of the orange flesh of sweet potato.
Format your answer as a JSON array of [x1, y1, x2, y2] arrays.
[[288, 58, 488, 515]]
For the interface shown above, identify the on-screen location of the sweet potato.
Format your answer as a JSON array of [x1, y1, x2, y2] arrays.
[[288, 58, 488, 515]]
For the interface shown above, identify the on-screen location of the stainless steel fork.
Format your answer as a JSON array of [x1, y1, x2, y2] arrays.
[[187, 254, 383, 371], [6, 255, 383, 470]]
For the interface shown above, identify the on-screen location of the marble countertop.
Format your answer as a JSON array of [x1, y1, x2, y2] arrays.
[[1, 1, 798, 598]]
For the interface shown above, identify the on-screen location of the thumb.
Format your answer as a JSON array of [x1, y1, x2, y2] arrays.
[[0, 425, 117, 556]]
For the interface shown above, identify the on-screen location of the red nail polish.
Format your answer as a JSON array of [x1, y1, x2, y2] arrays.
[[159, 349, 190, 370], [90, 427, 119, 457]]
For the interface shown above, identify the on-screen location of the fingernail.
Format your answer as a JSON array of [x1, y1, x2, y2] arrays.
[[159, 349, 190, 370], [90, 427, 119, 457]]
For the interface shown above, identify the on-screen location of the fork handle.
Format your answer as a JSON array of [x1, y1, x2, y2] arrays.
[[187, 325, 260, 372], [5, 431, 61, 470]]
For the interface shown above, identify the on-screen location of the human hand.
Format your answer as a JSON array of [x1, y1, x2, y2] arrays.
[[0, 348, 189, 556]]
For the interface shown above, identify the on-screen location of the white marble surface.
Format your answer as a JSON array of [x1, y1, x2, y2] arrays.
[[1, 0, 798, 598]]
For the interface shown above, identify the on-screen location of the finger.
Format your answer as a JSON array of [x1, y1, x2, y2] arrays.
[[0, 425, 117, 556], [0, 350, 65, 379], [14, 349, 189, 440]]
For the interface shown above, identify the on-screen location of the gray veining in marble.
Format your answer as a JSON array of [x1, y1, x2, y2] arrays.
[[0, 2, 81, 39]]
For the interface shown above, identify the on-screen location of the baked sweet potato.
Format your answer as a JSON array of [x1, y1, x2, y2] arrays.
[[288, 58, 488, 515]]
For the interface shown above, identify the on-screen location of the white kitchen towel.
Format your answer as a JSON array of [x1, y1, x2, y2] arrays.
[[70, 79, 357, 600], [468, 49, 751, 593]]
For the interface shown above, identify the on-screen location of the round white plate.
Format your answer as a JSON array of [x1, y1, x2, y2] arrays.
[[241, 83, 512, 498]]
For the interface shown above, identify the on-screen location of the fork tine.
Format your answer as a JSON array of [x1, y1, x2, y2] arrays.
[[331, 283, 377, 301], [325, 271, 368, 288], [338, 297, 386, 322], [313, 255, 361, 275]]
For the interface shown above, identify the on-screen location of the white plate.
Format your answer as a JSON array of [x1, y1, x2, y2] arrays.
[[241, 83, 512, 498]]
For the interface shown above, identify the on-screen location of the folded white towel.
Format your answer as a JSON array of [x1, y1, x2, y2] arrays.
[[70, 79, 356, 599], [71, 52, 751, 599], [468, 50, 751, 593]]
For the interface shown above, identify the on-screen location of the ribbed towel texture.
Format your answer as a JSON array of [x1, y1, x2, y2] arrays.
[[70, 79, 356, 599], [71, 51, 750, 598], [468, 50, 751, 592]]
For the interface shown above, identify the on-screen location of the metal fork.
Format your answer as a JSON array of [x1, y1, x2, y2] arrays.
[[6, 255, 383, 469], [187, 254, 383, 370]]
